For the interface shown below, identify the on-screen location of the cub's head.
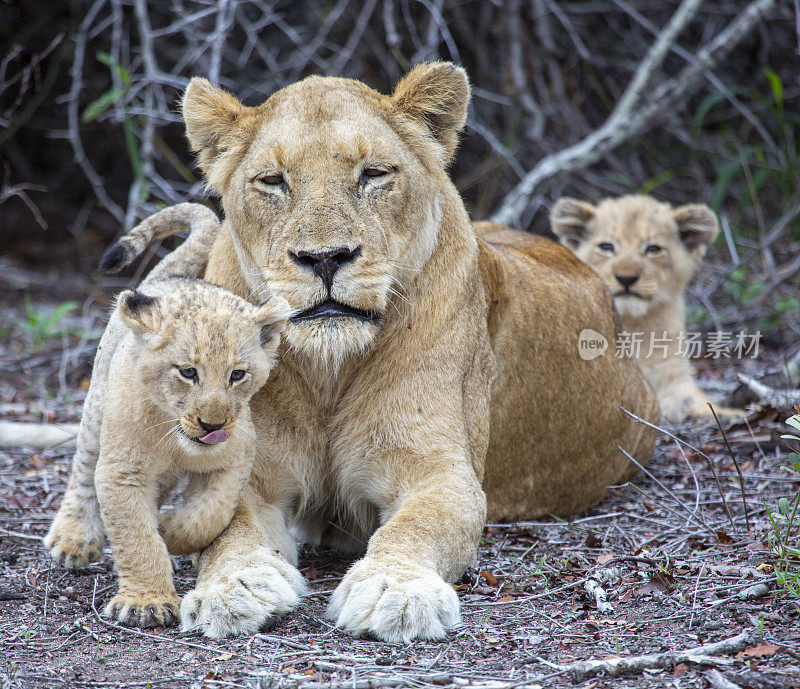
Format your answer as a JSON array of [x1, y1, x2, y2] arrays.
[[551, 195, 718, 320], [181, 62, 470, 370], [117, 283, 290, 453]]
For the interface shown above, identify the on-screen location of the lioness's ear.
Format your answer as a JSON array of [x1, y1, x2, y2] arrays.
[[673, 204, 718, 256], [182, 77, 247, 176], [118, 290, 161, 333], [252, 296, 292, 347], [550, 197, 596, 250], [391, 62, 470, 162]]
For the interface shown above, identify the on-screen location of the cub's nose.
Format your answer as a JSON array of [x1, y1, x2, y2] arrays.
[[615, 274, 640, 290], [290, 246, 362, 292], [197, 418, 226, 433]]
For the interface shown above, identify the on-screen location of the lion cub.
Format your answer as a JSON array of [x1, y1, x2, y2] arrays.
[[95, 280, 289, 628], [551, 194, 741, 423]]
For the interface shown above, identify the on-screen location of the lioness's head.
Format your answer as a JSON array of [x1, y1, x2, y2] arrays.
[[117, 282, 290, 453], [550, 195, 718, 320], [181, 63, 469, 370]]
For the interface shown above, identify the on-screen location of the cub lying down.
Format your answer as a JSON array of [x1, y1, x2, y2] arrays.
[[98, 280, 290, 628], [550, 194, 742, 423]]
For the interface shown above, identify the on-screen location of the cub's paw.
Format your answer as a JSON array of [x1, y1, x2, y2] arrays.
[[327, 558, 461, 643], [104, 592, 181, 628], [180, 549, 306, 639], [44, 516, 104, 569]]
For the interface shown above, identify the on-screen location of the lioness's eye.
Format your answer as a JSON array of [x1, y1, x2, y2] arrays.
[[178, 366, 198, 381], [253, 173, 286, 190], [230, 369, 246, 383], [359, 167, 391, 185], [645, 244, 662, 255], [598, 242, 615, 253]]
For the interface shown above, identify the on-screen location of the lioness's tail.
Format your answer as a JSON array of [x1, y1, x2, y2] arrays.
[[99, 203, 220, 281]]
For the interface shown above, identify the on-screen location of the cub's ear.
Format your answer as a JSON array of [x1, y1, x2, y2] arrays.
[[390, 62, 470, 163], [182, 77, 248, 179], [117, 290, 161, 333], [550, 197, 596, 250], [252, 296, 293, 347], [673, 204, 719, 255]]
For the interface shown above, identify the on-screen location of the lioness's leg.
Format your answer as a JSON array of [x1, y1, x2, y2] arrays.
[[159, 459, 252, 555], [328, 463, 486, 643], [95, 456, 180, 628], [179, 486, 306, 639]]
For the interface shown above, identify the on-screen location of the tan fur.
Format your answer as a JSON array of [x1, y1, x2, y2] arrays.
[[97, 280, 289, 627], [45, 205, 221, 569], [551, 194, 743, 422], [59, 64, 658, 642]]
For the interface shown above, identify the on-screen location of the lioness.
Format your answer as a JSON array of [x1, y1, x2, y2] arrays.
[[550, 194, 742, 422], [51, 64, 658, 642]]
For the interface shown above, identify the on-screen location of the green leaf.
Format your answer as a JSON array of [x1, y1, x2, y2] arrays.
[[693, 90, 729, 131], [765, 67, 783, 109], [779, 497, 791, 515], [82, 87, 127, 123], [212, 653, 233, 661]]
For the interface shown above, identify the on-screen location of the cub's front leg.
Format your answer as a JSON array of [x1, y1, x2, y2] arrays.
[[159, 457, 252, 555], [328, 455, 486, 643], [95, 454, 180, 628]]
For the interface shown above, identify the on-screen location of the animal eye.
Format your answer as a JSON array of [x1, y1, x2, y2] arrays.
[[645, 244, 662, 255], [360, 167, 389, 183], [229, 369, 246, 383], [254, 173, 285, 189], [178, 366, 197, 381], [598, 242, 615, 253]]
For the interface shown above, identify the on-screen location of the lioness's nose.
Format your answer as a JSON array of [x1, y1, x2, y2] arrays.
[[197, 418, 226, 432], [290, 246, 361, 292], [615, 274, 640, 289]]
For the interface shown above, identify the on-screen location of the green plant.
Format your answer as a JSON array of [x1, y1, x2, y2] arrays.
[[17, 295, 78, 348], [82, 52, 147, 201], [765, 413, 800, 597]]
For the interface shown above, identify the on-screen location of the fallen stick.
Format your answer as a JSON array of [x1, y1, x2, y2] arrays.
[[0, 421, 79, 449], [560, 631, 751, 682], [736, 373, 800, 410]]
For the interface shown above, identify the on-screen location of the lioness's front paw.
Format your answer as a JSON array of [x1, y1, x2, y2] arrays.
[[45, 515, 104, 569], [327, 558, 461, 643], [104, 592, 180, 628], [180, 549, 306, 639]]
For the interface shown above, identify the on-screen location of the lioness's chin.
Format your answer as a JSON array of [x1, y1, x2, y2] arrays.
[[613, 294, 651, 320], [285, 319, 378, 372]]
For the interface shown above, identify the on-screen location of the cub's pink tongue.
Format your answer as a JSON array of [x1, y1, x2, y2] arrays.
[[198, 429, 227, 445]]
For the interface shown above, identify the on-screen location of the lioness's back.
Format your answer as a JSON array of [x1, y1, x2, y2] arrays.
[[475, 223, 659, 520]]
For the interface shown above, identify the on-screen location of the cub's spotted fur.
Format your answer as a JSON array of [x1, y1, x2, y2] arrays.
[[47, 204, 291, 628], [96, 280, 289, 628], [46, 204, 221, 571]]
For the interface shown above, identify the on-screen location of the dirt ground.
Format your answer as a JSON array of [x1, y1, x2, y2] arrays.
[[1, 281, 799, 689]]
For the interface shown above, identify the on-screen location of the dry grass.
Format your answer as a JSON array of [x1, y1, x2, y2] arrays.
[[1, 293, 799, 689]]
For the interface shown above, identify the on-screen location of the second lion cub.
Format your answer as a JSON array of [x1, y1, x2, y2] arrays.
[[551, 194, 742, 423], [96, 280, 290, 628]]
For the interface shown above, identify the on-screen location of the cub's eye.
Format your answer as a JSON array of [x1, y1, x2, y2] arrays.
[[229, 369, 246, 383], [253, 173, 286, 190], [645, 244, 663, 255], [598, 242, 615, 253], [178, 366, 197, 381]]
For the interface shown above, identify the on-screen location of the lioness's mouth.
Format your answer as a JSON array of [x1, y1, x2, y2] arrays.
[[291, 299, 379, 323], [614, 290, 646, 300]]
